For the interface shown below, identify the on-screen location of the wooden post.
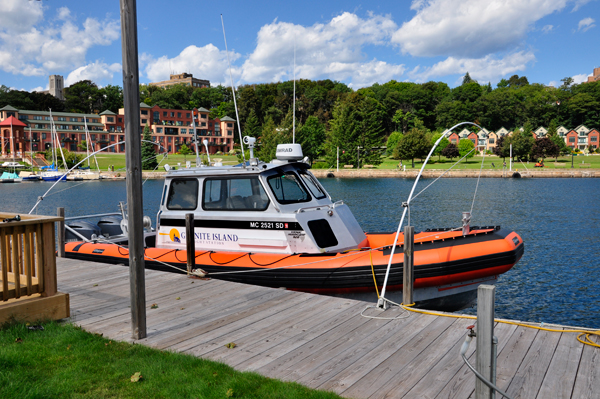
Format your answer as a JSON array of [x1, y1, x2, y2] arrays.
[[120, 0, 146, 340], [185, 213, 195, 274], [41, 222, 57, 297], [57, 207, 65, 258], [403, 225, 414, 306], [475, 284, 495, 399]]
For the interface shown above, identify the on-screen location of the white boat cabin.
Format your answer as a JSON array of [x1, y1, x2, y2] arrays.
[[156, 143, 366, 254]]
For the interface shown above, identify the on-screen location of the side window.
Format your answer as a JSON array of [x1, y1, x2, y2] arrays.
[[267, 172, 310, 204], [203, 177, 269, 211], [166, 178, 198, 210], [298, 171, 326, 199]]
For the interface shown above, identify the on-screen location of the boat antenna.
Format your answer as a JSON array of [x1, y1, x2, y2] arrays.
[[292, 32, 296, 143], [191, 109, 200, 166], [221, 14, 246, 165]]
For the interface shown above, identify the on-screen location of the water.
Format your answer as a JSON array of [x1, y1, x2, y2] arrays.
[[2, 177, 599, 328]]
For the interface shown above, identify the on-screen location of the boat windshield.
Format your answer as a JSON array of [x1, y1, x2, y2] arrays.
[[267, 172, 311, 204]]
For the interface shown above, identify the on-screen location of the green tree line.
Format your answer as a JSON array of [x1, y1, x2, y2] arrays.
[[2, 74, 599, 165]]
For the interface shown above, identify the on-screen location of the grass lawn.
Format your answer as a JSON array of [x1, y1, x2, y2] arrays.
[[0, 320, 342, 399], [317, 154, 600, 171]]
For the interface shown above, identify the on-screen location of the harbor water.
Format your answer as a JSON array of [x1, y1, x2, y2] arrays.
[[1, 177, 599, 328]]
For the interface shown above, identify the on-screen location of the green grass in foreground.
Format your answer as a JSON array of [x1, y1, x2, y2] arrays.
[[0, 321, 342, 399]]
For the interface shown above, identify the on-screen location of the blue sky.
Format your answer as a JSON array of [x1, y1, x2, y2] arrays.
[[0, 0, 598, 92]]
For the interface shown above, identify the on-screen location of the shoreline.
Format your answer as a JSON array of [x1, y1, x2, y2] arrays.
[[121, 168, 599, 180]]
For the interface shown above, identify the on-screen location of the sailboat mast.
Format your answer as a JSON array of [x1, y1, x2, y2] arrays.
[[192, 110, 200, 166]]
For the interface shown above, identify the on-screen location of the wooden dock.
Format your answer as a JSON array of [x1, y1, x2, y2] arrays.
[[57, 257, 599, 399]]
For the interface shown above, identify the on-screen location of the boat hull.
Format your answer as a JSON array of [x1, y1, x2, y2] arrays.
[[65, 226, 523, 311]]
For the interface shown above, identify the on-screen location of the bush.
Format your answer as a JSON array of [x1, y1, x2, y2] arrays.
[[312, 162, 329, 169], [216, 151, 223, 155]]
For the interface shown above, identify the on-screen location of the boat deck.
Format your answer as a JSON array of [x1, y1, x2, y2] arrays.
[[57, 257, 599, 399]]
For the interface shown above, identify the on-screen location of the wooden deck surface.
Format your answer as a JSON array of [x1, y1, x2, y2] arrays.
[[56, 257, 599, 399]]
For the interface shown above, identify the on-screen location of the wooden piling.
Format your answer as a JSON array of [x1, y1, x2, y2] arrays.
[[475, 284, 495, 399], [57, 207, 65, 258], [186, 213, 195, 275], [403, 225, 414, 306], [120, 0, 146, 340]]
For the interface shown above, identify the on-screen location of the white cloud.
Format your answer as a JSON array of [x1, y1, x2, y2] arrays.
[[0, 0, 44, 34], [410, 51, 536, 82], [30, 86, 46, 93], [0, 5, 120, 77], [571, 0, 593, 12], [392, 0, 568, 58], [572, 73, 591, 84], [241, 12, 402, 87], [542, 25, 554, 33], [143, 44, 238, 85], [578, 17, 595, 32], [65, 62, 121, 86]]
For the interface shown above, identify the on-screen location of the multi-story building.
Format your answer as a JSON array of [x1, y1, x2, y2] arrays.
[[149, 73, 210, 89], [587, 67, 600, 83], [0, 103, 236, 157]]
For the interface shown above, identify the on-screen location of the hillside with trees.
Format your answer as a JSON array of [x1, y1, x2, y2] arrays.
[[1, 75, 599, 163]]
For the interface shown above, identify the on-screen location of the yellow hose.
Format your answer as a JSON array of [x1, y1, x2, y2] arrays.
[[399, 303, 600, 348]]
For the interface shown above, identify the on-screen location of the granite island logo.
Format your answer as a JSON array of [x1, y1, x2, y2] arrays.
[[159, 228, 181, 243]]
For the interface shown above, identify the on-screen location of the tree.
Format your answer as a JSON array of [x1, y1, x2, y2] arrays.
[[256, 116, 280, 161], [325, 94, 385, 167], [141, 125, 158, 170], [243, 109, 261, 138], [64, 80, 101, 113], [45, 148, 82, 169], [493, 136, 512, 159], [441, 143, 459, 160], [531, 138, 559, 161], [430, 132, 450, 161], [507, 75, 529, 88], [458, 139, 475, 161], [386, 131, 403, 157], [297, 115, 326, 163], [462, 72, 475, 85], [178, 143, 193, 161], [393, 126, 430, 166], [511, 125, 535, 160], [99, 85, 123, 113]]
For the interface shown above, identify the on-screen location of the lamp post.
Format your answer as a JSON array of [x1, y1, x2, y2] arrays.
[[571, 151, 574, 168], [357, 146, 363, 168]]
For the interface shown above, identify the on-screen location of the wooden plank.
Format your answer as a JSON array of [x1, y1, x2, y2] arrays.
[[571, 338, 600, 399], [236, 301, 367, 372], [184, 293, 331, 359], [504, 327, 562, 398], [209, 297, 374, 368], [340, 315, 456, 398], [168, 289, 305, 352], [292, 310, 419, 388], [35, 224, 44, 292], [24, 225, 32, 295], [317, 312, 437, 394], [537, 330, 584, 398], [12, 227, 20, 298], [361, 318, 469, 399], [254, 305, 375, 380], [492, 325, 540, 394], [1, 228, 8, 301], [0, 292, 69, 324]]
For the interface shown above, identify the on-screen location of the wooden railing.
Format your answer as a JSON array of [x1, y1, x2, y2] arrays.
[[0, 213, 63, 302]]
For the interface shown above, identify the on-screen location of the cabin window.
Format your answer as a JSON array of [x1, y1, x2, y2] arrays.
[[166, 178, 198, 210], [298, 170, 326, 199], [203, 177, 269, 211], [267, 172, 311, 204]]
